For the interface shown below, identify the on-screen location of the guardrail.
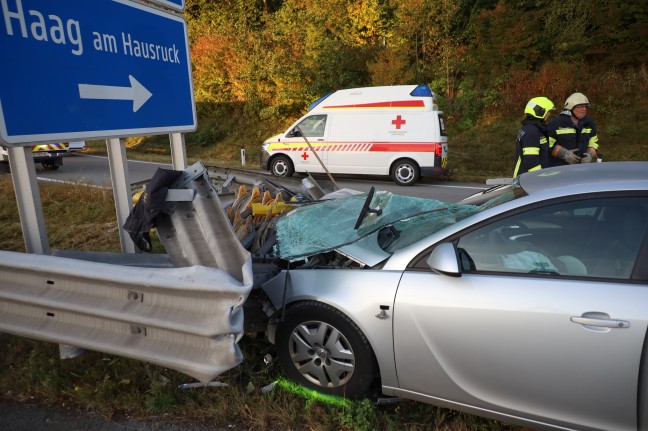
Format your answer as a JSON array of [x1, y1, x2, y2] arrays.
[[0, 250, 252, 383], [0, 162, 255, 383]]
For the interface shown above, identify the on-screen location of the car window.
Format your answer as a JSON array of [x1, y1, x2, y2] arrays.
[[296, 115, 327, 137], [457, 196, 648, 280]]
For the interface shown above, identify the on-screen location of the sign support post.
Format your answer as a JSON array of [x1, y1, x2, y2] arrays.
[[107, 138, 135, 253], [170, 133, 188, 171], [7, 147, 49, 254]]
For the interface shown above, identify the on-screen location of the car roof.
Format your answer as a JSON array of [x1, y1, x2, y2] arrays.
[[385, 162, 648, 270], [519, 162, 648, 196]]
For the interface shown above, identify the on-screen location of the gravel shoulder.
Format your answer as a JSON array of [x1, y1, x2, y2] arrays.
[[0, 399, 223, 431]]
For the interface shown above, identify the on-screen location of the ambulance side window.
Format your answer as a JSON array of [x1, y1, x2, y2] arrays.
[[438, 113, 447, 137], [293, 115, 327, 138]]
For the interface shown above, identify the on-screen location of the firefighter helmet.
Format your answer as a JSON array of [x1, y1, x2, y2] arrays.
[[564, 93, 590, 110], [524, 97, 555, 119]]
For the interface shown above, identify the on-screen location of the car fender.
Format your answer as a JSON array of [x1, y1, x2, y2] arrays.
[[261, 268, 402, 388]]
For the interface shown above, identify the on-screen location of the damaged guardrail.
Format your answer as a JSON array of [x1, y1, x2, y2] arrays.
[[0, 250, 252, 383], [0, 161, 256, 383]]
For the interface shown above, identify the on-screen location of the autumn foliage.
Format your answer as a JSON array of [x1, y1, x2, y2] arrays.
[[172, 0, 648, 175]]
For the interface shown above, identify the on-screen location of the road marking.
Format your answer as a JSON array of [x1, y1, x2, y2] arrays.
[[35, 177, 110, 189]]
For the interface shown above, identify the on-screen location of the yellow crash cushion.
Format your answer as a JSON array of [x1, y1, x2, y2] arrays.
[[250, 201, 294, 216]]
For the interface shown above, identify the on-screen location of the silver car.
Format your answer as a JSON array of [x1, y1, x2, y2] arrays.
[[261, 162, 648, 431]]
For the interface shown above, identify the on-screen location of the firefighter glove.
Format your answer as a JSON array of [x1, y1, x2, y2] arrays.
[[581, 148, 597, 163], [555, 146, 582, 164]]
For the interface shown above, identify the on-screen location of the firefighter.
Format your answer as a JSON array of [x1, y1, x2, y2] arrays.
[[548, 93, 600, 166], [513, 97, 555, 177]]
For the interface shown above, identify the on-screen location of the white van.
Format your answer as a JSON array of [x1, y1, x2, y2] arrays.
[[260, 84, 448, 186]]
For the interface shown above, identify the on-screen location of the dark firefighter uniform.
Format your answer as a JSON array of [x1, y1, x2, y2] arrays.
[[513, 119, 550, 177], [548, 112, 600, 167], [513, 97, 554, 178]]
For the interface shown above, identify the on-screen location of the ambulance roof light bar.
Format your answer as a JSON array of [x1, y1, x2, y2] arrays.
[[410, 84, 434, 98]]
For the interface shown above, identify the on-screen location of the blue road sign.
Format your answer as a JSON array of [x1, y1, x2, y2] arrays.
[[146, 0, 185, 12], [0, 0, 196, 146]]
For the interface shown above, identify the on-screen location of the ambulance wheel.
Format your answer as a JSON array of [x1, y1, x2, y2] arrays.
[[270, 156, 294, 177], [391, 159, 419, 186]]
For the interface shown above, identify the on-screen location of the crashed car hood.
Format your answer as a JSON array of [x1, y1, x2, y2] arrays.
[[275, 189, 509, 262]]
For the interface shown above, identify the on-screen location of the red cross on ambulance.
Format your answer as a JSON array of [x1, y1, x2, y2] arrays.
[[391, 115, 406, 129]]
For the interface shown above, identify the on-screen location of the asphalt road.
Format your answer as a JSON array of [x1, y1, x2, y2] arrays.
[[26, 153, 488, 203], [31, 153, 171, 187]]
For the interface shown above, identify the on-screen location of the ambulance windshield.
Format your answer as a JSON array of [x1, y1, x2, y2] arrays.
[[275, 188, 516, 261]]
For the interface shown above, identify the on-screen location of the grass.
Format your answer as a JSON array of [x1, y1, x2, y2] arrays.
[[0, 334, 530, 431], [0, 177, 534, 430], [0, 178, 121, 253]]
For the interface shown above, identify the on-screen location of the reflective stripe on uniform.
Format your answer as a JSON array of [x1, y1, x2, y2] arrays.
[[589, 135, 599, 149], [522, 147, 540, 155], [528, 165, 542, 172], [513, 159, 522, 177], [556, 129, 576, 135]]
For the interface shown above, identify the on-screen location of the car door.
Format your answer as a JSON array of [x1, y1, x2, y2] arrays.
[[285, 114, 328, 173], [393, 195, 648, 431]]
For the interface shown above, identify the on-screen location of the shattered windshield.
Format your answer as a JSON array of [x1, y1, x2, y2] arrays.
[[275, 186, 517, 261]]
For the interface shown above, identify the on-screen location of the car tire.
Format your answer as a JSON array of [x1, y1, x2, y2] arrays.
[[275, 301, 377, 399], [270, 155, 294, 177], [391, 159, 419, 186], [41, 161, 60, 171]]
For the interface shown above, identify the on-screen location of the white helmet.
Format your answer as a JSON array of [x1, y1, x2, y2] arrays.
[[564, 93, 590, 110]]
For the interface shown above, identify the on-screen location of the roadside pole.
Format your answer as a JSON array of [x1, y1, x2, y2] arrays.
[[295, 125, 340, 190], [107, 139, 136, 253], [170, 133, 188, 171], [7, 147, 49, 254]]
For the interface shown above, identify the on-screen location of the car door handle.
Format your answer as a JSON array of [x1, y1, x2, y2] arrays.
[[570, 316, 630, 328]]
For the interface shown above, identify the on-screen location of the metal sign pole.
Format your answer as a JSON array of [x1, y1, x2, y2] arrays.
[[295, 126, 339, 190], [7, 146, 49, 254], [169, 133, 188, 171], [106, 138, 136, 253]]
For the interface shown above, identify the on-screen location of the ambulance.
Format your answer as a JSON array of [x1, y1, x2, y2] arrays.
[[260, 84, 448, 186]]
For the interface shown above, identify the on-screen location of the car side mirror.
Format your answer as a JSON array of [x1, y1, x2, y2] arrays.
[[286, 128, 301, 138], [426, 242, 461, 277]]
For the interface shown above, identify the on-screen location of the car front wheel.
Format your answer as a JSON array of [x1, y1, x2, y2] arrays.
[[275, 301, 377, 399]]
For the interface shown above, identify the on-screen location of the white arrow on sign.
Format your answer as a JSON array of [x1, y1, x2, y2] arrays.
[[78, 75, 153, 112]]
